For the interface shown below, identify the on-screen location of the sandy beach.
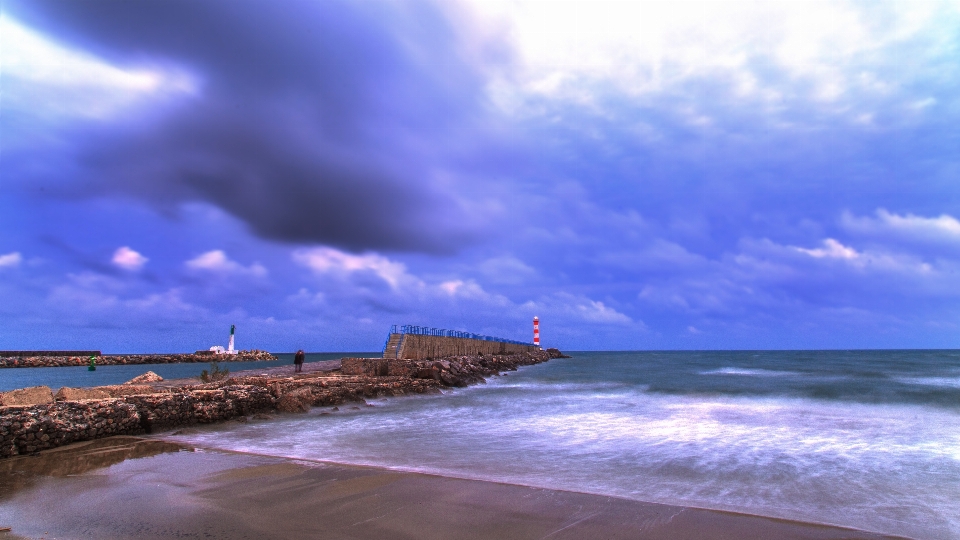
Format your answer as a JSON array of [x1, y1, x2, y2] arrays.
[[0, 436, 908, 540]]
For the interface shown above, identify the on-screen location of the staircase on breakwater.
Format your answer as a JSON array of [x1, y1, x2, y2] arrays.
[[382, 333, 405, 359]]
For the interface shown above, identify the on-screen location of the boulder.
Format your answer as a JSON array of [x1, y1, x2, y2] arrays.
[[55, 387, 111, 401], [341, 358, 387, 376], [413, 366, 440, 380], [0, 386, 54, 406], [124, 371, 164, 384], [277, 387, 313, 413]]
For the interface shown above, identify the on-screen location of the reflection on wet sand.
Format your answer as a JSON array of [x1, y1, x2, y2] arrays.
[[0, 436, 188, 500]]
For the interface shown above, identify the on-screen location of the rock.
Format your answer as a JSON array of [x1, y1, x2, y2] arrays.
[[546, 348, 570, 358], [100, 385, 165, 397], [341, 358, 386, 376], [413, 366, 441, 380], [0, 386, 54, 406], [124, 371, 164, 385], [276, 387, 313, 413], [439, 372, 462, 387], [54, 387, 111, 402]]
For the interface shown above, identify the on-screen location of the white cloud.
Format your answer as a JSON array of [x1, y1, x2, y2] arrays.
[[465, 0, 943, 119], [795, 238, 860, 260], [437, 279, 498, 301], [111, 246, 148, 271], [478, 256, 536, 284], [293, 247, 410, 289], [524, 292, 633, 325], [0, 252, 22, 268], [790, 238, 933, 274], [843, 209, 960, 242], [186, 250, 267, 277]]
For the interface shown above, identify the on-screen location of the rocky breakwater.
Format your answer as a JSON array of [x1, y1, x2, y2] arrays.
[[342, 348, 562, 387], [1, 348, 568, 458], [0, 350, 276, 369], [0, 373, 441, 457]]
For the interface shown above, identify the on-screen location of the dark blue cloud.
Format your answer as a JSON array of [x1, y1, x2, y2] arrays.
[[4, 0, 498, 254]]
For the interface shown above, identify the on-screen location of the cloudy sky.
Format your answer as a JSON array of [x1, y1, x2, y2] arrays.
[[2, 0, 958, 352]]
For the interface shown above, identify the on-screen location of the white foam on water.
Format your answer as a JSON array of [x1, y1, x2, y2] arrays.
[[896, 376, 960, 389], [700, 367, 800, 377], [170, 375, 960, 539]]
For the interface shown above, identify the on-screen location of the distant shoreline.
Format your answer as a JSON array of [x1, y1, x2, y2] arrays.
[[0, 350, 276, 369]]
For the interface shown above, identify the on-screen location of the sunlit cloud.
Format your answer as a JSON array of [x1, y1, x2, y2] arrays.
[[186, 250, 267, 277], [0, 15, 197, 121], [796, 239, 860, 260], [293, 247, 411, 289], [0, 252, 23, 268], [111, 246, 148, 271], [843, 209, 960, 242], [468, 0, 946, 115]]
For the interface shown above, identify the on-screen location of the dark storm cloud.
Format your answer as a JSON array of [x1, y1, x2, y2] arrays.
[[6, 0, 493, 253]]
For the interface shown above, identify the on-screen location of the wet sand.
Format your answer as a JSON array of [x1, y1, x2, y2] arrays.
[[0, 437, 909, 540]]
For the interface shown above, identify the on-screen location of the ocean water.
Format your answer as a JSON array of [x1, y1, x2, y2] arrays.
[[0, 352, 369, 392], [107, 351, 960, 537]]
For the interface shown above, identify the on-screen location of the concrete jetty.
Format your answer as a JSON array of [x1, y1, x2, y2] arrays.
[[382, 325, 539, 360]]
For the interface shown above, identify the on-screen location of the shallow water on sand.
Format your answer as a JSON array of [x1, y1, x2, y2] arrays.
[[165, 350, 960, 539]]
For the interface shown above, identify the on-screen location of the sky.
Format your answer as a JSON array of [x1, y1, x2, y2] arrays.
[[1, 0, 959, 353]]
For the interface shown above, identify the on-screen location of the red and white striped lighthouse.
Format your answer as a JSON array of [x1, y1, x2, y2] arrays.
[[533, 316, 540, 349]]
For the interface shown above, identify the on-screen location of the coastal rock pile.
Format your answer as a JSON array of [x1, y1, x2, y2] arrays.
[[0, 386, 54, 407], [54, 387, 111, 401], [0, 350, 277, 369], [125, 371, 164, 384], [1, 400, 142, 457], [123, 386, 275, 432]]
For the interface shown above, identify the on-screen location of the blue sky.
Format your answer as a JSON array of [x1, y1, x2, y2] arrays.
[[2, 0, 959, 352]]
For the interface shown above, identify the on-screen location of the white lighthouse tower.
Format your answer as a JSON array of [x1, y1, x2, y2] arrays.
[[227, 324, 237, 354]]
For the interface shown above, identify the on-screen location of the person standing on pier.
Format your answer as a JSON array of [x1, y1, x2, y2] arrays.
[[294, 349, 305, 373]]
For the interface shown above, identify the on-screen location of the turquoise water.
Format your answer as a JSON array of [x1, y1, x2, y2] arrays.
[[165, 350, 960, 539], [0, 352, 375, 391]]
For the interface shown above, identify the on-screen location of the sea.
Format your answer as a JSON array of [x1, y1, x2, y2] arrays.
[[7, 350, 960, 538]]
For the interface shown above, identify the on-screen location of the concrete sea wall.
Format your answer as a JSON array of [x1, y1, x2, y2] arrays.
[[390, 334, 538, 360]]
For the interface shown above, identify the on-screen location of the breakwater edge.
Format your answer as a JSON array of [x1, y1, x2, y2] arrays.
[[0, 349, 564, 458]]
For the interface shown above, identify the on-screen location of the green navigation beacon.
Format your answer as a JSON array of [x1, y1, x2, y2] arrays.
[[88, 355, 96, 371]]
